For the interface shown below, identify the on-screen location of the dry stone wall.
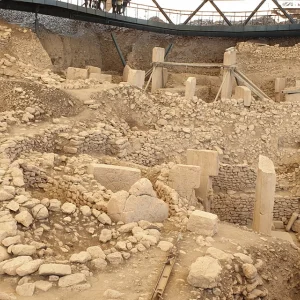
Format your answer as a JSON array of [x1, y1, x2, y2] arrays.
[[212, 163, 256, 191]]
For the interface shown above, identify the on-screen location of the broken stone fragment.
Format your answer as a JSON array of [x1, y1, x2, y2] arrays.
[[16, 283, 35, 297], [15, 211, 33, 227], [187, 256, 222, 288], [58, 273, 86, 288]]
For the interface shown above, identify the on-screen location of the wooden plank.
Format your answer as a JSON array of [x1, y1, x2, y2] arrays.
[[282, 89, 300, 94], [153, 62, 223, 68], [234, 69, 271, 100]]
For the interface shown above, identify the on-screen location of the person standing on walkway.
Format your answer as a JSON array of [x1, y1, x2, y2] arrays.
[[122, 0, 130, 15], [112, 0, 117, 13], [117, 0, 123, 14]]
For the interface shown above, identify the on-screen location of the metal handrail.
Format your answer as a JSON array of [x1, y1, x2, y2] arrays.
[[4, 0, 300, 26]]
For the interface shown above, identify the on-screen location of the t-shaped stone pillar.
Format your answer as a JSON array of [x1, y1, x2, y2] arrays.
[[252, 155, 276, 235], [168, 164, 201, 206], [221, 49, 236, 100], [185, 77, 196, 100], [151, 47, 165, 93], [187, 149, 219, 212]]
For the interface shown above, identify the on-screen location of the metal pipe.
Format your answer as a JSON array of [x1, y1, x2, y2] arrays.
[[244, 0, 266, 25], [151, 0, 173, 24], [183, 0, 208, 25], [272, 0, 295, 24], [111, 33, 126, 67], [209, 0, 232, 26]]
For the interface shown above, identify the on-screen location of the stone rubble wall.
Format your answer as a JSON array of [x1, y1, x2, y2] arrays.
[[212, 163, 257, 191], [212, 192, 299, 225]]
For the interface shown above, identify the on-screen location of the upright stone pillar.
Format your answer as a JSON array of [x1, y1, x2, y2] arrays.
[[221, 49, 236, 100], [275, 78, 286, 102], [252, 155, 276, 235], [187, 149, 219, 212], [185, 77, 196, 100], [168, 164, 201, 206], [151, 47, 165, 93], [235, 86, 252, 107], [127, 69, 145, 89]]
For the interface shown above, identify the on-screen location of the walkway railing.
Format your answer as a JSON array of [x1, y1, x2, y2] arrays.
[[7, 0, 299, 27]]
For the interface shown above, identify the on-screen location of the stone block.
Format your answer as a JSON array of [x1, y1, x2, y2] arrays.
[[271, 231, 294, 243], [275, 78, 286, 93], [292, 219, 300, 233], [168, 164, 201, 206], [66, 67, 88, 80], [187, 149, 219, 176], [223, 49, 236, 66], [187, 256, 221, 288], [39, 264, 71, 276], [86, 66, 101, 74], [127, 69, 145, 89], [187, 210, 218, 236], [235, 86, 252, 107], [87, 164, 141, 192], [152, 47, 165, 63], [252, 155, 276, 235], [123, 65, 131, 82], [100, 74, 112, 83], [107, 179, 168, 224], [185, 77, 196, 100]]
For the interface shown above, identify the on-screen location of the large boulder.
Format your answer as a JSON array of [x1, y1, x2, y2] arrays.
[[187, 256, 222, 288], [16, 259, 44, 276], [11, 245, 36, 256], [187, 210, 218, 236], [2, 256, 33, 275], [107, 179, 168, 224]]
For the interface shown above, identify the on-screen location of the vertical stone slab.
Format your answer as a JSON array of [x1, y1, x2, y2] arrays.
[[151, 47, 165, 93], [127, 69, 145, 89], [252, 155, 276, 235], [187, 149, 219, 176], [275, 78, 286, 102], [168, 164, 201, 206], [123, 65, 131, 82], [235, 86, 252, 107], [187, 149, 219, 212], [221, 49, 236, 100], [185, 77, 196, 100]]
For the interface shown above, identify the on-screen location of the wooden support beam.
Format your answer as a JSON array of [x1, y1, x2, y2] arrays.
[[152, 0, 173, 24], [153, 62, 223, 68], [209, 0, 232, 26], [243, 0, 266, 25], [183, 0, 209, 25], [272, 0, 295, 24]]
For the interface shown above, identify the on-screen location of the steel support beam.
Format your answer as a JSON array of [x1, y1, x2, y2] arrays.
[[183, 0, 209, 25], [209, 0, 232, 26], [244, 0, 266, 25], [152, 0, 173, 24], [272, 0, 295, 24]]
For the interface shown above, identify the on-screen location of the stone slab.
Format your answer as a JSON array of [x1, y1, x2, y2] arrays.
[[127, 69, 145, 89], [185, 77, 196, 100], [187, 210, 218, 236], [187, 149, 219, 176], [87, 164, 141, 192], [66, 67, 88, 80]]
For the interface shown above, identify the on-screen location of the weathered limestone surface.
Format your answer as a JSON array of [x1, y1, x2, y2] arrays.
[[86, 66, 101, 75], [221, 49, 236, 100], [185, 77, 196, 100], [127, 69, 145, 89], [123, 65, 131, 82], [275, 77, 286, 102], [187, 210, 218, 236], [187, 149, 219, 176], [107, 178, 168, 223], [235, 86, 252, 107], [66, 67, 88, 80], [39, 264, 71, 276], [168, 164, 201, 206], [252, 155, 276, 235], [187, 256, 222, 288], [87, 164, 141, 192], [151, 47, 165, 93]]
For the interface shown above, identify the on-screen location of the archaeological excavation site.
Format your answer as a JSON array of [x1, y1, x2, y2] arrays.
[[0, 1, 300, 300]]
